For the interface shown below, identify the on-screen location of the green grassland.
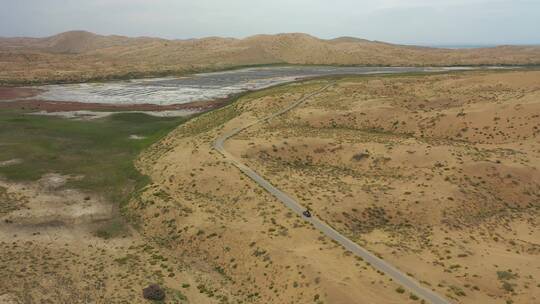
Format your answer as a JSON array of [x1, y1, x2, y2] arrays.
[[0, 110, 188, 204]]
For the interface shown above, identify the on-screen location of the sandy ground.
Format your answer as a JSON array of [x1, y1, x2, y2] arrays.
[[131, 70, 539, 304], [227, 70, 540, 303], [128, 80, 422, 303]]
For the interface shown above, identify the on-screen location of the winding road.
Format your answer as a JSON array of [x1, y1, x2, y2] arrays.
[[213, 83, 452, 304]]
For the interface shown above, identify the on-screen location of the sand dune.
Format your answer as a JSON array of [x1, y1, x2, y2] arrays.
[[1, 31, 540, 84]]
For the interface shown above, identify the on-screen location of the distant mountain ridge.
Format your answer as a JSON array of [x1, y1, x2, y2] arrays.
[[1, 31, 540, 84]]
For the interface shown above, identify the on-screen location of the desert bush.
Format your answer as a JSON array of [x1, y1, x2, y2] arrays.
[[497, 271, 517, 280], [352, 152, 369, 161], [502, 281, 514, 292], [143, 284, 166, 301]]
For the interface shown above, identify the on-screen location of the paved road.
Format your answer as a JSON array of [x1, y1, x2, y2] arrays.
[[213, 83, 452, 304]]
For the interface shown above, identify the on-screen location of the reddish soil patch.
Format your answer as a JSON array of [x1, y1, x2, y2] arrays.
[[0, 86, 243, 113], [0, 87, 44, 100], [0, 97, 228, 112]]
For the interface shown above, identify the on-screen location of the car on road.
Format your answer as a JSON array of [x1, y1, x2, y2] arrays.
[[302, 210, 312, 218]]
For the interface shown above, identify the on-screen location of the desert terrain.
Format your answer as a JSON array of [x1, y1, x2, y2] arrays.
[[83, 68, 537, 304], [1, 31, 540, 85], [1, 69, 539, 304]]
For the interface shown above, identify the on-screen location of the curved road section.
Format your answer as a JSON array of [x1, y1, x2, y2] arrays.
[[213, 83, 452, 304]]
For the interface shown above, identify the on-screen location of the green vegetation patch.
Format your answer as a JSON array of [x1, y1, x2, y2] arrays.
[[181, 104, 239, 137], [95, 217, 130, 239], [0, 110, 188, 204]]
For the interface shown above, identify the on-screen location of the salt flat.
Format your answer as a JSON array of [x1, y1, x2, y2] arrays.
[[35, 66, 472, 105]]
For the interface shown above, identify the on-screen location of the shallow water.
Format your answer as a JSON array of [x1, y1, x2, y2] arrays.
[[36, 66, 475, 105]]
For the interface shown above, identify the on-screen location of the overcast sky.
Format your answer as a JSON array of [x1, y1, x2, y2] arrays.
[[1, 0, 539, 45]]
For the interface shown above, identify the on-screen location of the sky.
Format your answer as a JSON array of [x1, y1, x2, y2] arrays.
[[1, 0, 539, 45]]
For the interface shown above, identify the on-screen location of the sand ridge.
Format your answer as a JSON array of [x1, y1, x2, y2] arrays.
[[1, 31, 540, 84]]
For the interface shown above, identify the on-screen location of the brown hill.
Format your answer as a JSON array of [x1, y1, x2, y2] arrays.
[[0, 30, 158, 53], [1, 31, 540, 84]]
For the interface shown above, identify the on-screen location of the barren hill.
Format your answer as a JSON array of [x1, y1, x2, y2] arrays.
[[1, 31, 540, 84]]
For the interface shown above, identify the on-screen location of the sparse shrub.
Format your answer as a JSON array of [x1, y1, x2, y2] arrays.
[[143, 284, 165, 301], [497, 271, 517, 280], [450, 285, 466, 297], [352, 152, 369, 161], [502, 281, 514, 292]]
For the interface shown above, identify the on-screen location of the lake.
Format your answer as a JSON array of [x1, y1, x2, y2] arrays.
[[35, 66, 477, 106]]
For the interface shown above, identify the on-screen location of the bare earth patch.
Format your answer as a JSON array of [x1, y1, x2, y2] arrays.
[[0, 87, 43, 100], [0, 174, 112, 241]]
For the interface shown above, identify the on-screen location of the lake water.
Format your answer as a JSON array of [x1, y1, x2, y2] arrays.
[[36, 66, 481, 106]]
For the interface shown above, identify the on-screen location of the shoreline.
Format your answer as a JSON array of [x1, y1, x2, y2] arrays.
[[1, 63, 538, 87], [0, 66, 537, 117], [0, 97, 229, 113]]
